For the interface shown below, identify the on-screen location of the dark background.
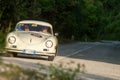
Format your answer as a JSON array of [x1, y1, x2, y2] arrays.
[[0, 0, 120, 41]]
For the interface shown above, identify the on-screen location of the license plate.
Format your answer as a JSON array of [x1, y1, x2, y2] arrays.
[[26, 50, 33, 54], [23, 49, 36, 54]]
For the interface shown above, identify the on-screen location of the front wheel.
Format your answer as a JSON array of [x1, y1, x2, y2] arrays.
[[10, 53, 17, 57], [48, 56, 54, 61], [55, 46, 58, 56]]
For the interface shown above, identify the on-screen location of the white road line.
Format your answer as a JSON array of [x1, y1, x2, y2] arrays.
[[54, 43, 99, 62]]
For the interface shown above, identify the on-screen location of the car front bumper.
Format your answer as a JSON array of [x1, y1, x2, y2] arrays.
[[5, 48, 56, 56]]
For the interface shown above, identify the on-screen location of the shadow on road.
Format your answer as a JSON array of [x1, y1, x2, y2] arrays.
[[58, 42, 120, 65], [17, 54, 49, 61]]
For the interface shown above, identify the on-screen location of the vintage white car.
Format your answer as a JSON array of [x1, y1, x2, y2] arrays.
[[5, 20, 58, 61]]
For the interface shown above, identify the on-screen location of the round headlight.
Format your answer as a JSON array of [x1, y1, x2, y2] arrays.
[[45, 40, 53, 48], [8, 36, 16, 44]]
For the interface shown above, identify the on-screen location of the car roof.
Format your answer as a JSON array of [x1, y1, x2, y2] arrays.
[[17, 20, 52, 28]]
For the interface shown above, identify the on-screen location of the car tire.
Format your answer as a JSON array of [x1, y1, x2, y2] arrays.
[[10, 53, 17, 57], [48, 56, 54, 61], [55, 46, 58, 56]]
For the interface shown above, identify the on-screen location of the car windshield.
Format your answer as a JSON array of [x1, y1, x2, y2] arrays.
[[16, 23, 52, 34]]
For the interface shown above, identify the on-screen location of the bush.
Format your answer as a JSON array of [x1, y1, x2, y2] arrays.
[[103, 20, 120, 40], [0, 30, 7, 52], [0, 59, 85, 80], [0, 63, 45, 80], [38, 61, 85, 80]]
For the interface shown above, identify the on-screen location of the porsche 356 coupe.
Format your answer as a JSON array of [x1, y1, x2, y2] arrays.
[[5, 20, 58, 61]]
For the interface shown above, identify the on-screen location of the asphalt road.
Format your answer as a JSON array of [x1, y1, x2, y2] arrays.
[[1, 41, 120, 80]]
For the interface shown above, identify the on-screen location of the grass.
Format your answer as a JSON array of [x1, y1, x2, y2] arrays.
[[0, 58, 85, 80], [0, 57, 3, 64], [38, 61, 85, 80], [0, 61, 45, 80]]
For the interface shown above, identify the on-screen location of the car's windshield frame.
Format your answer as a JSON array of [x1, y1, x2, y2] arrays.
[[16, 23, 52, 34]]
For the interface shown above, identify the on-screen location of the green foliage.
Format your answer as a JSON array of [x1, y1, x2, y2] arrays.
[[0, 60, 85, 80], [0, 63, 45, 80], [0, 30, 7, 52], [48, 64, 76, 80], [0, 58, 3, 64], [0, 0, 120, 41], [38, 61, 85, 80], [104, 20, 120, 40]]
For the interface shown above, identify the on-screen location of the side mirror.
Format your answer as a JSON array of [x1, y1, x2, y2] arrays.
[[55, 33, 59, 36]]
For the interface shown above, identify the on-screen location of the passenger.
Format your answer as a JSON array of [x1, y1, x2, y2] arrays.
[[17, 25, 22, 31], [24, 25, 29, 31], [17, 24, 24, 31], [42, 28, 47, 33]]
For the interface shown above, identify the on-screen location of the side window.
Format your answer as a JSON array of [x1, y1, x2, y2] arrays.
[[47, 27, 52, 34], [17, 24, 30, 31], [41, 26, 52, 34]]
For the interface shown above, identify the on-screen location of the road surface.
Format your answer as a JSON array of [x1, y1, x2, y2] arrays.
[[1, 41, 120, 80]]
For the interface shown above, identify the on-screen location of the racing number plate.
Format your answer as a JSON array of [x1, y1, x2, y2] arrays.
[[26, 50, 33, 54], [24, 49, 36, 54]]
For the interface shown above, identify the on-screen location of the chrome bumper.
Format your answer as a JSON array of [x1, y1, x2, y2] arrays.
[[6, 48, 55, 56]]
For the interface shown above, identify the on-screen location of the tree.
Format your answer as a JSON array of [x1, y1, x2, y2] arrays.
[[0, 0, 120, 41]]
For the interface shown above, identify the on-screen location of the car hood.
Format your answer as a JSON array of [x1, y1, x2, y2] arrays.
[[14, 31, 51, 44]]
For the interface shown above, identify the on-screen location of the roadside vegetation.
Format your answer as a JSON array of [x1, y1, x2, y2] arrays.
[[0, 30, 7, 53], [0, 0, 120, 49], [0, 61, 45, 80], [0, 0, 120, 41], [0, 58, 85, 80]]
